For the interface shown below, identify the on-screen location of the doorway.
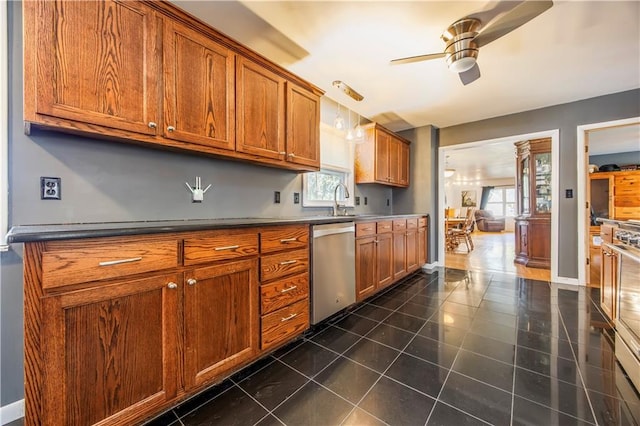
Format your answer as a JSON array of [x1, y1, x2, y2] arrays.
[[438, 129, 560, 282], [576, 117, 640, 286]]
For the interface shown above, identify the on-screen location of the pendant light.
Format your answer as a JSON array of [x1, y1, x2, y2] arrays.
[[334, 103, 345, 130], [345, 109, 354, 141], [354, 113, 364, 142]]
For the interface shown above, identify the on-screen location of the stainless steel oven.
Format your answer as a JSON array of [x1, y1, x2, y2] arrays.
[[607, 227, 640, 392]]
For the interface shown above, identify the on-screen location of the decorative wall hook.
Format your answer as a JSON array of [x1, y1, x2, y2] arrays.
[[185, 176, 212, 203]]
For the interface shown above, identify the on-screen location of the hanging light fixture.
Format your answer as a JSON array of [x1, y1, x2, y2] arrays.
[[354, 113, 364, 142], [345, 109, 354, 141], [334, 103, 344, 130], [444, 155, 455, 178]]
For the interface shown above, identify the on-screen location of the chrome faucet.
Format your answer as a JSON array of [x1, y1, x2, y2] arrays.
[[332, 183, 350, 216]]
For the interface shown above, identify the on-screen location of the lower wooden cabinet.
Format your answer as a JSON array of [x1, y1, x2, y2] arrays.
[[23, 225, 310, 426], [41, 273, 180, 425], [355, 216, 427, 302], [601, 245, 618, 323], [184, 259, 259, 389]]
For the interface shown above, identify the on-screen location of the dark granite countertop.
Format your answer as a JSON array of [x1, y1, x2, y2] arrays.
[[6, 214, 428, 243]]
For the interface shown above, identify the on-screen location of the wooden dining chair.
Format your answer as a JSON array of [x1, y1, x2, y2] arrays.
[[448, 208, 475, 252]]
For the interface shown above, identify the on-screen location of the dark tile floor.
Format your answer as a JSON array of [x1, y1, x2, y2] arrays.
[[0, 268, 598, 425], [141, 268, 640, 426]]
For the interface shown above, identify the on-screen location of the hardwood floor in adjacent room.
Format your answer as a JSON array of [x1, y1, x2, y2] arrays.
[[446, 231, 551, 281]]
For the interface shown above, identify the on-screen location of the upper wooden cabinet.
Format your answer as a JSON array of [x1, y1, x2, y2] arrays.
[[163, 19, 235, 150], [355, 123, 411, 187], [236, 57, 286, 160], [26, 0, 160, 135], [590, 171, 640, 221], [23, 0, 322, 172], [286, 83, 321, 169]]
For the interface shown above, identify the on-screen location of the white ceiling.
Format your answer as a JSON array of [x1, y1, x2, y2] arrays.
[[172, 0, 639, 181], [173, 0, 640, 132]]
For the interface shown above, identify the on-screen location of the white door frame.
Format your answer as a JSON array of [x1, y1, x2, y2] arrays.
[[438, 128, 565, 283], [576, 117, 640, 286]]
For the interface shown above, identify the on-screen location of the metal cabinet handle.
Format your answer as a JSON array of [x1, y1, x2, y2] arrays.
[[374, 240, 379, 244], [279, 151, 286, 155], [280, 285, 298, 293], [187, 278, 197, 286], [167, 126, 175, 132], [281, 313, 298, 322], [214, 245, 240, 251], [280, 238, 297, 243], [279, 260, 297, 265], [167, 282, 177, 289], [148, 122, 157, 129], [99, 257, 142, 266], [288, 153, 295, 157]]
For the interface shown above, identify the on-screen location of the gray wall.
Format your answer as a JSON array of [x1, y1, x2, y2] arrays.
[[394, 126, 439, 264], [0, 2, 392, 406], [589, 152, 640, 168], [439, 89, 640, 278]]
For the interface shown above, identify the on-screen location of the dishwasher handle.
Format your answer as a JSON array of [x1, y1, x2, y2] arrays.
[[313, 224, 355, 239]]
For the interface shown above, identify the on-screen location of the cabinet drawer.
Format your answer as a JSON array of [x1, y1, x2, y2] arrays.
[[377, 221, 393, 234], [261, 249, 309, 282], [614, 176, 640, 195], [419, 217, 427, 228], [42, 238, 178, 289], [183, 232, 259, 265], [356, 222, 376, 237], [261, 274, 309, 315], [393, 219, 407, 231], [406, 218, 418, 229], [614, 207, 640, 220], [261, 225, 309, 254], [261, 299, 309, 350]]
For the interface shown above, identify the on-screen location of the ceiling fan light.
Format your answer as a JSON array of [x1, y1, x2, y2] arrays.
[[448, 56, 476, 73]]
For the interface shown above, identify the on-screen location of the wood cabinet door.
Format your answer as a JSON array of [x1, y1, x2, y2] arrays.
[[405, 229, 418, 272], [33, 0, 159, 135], [286, 83, 320, 169], [600, 248, 617, 322], [514, 220, 529, 264], [418, 227, 428, 266], [377, 233, 393, 288], [236, 57, 286, 159], [399, 142, 410, 187], [163, 20, 235, 150], [375, 130, 390, 183], [388, 138, 401, 185], [393, 231, 407, 280], [355, 237, 377, 301], [41, 273, 179, 426], [184, 259, 259, 389]]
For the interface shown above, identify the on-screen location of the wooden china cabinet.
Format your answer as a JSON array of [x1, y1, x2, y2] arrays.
[[514, 138, 552, 269]]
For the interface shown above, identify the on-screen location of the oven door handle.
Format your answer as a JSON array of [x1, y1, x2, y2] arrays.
[[602, 242, 640, 263]]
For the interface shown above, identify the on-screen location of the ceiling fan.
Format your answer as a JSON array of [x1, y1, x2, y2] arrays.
[[390, 0, 553, 85]]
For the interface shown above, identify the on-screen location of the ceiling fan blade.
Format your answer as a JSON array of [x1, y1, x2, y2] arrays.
[[473, 0, 553, 48], [390, 52, 446, 65], [467, 0, 526, 27], [459, 63, 481, 85]]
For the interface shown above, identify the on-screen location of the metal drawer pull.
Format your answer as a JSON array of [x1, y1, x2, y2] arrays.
[[280, 285, 298, 293], [99, 257, 142, 266], [362, 227, 373, 231], [280, 238, 297, 243], [281, 313, 298, 322], [187, 278, 197, 286], [374, 240, 379, 244], [167, 282, 177, 289], [214, 245, 240, 251], [279, 260, 298, 265]]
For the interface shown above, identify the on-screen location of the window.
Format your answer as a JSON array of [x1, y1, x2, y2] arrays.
[[485, 187, 515, 217], [302, 167, 354, 208]]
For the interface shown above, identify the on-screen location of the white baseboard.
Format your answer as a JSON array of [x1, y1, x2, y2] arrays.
[[0, 399, 24, 425], [421, 262, 439, 270]]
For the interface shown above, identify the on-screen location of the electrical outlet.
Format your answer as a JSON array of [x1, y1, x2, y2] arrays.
[[364, 197, 368, 205], [41, 177, 61, 200], [274, 191, 281, 204], [386, 199, 390, 206], [355, 196, 360, 206], [293, 192, 300, 204]]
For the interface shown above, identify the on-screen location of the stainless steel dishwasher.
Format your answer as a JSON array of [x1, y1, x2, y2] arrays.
[[311, 222, 356, 324]]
